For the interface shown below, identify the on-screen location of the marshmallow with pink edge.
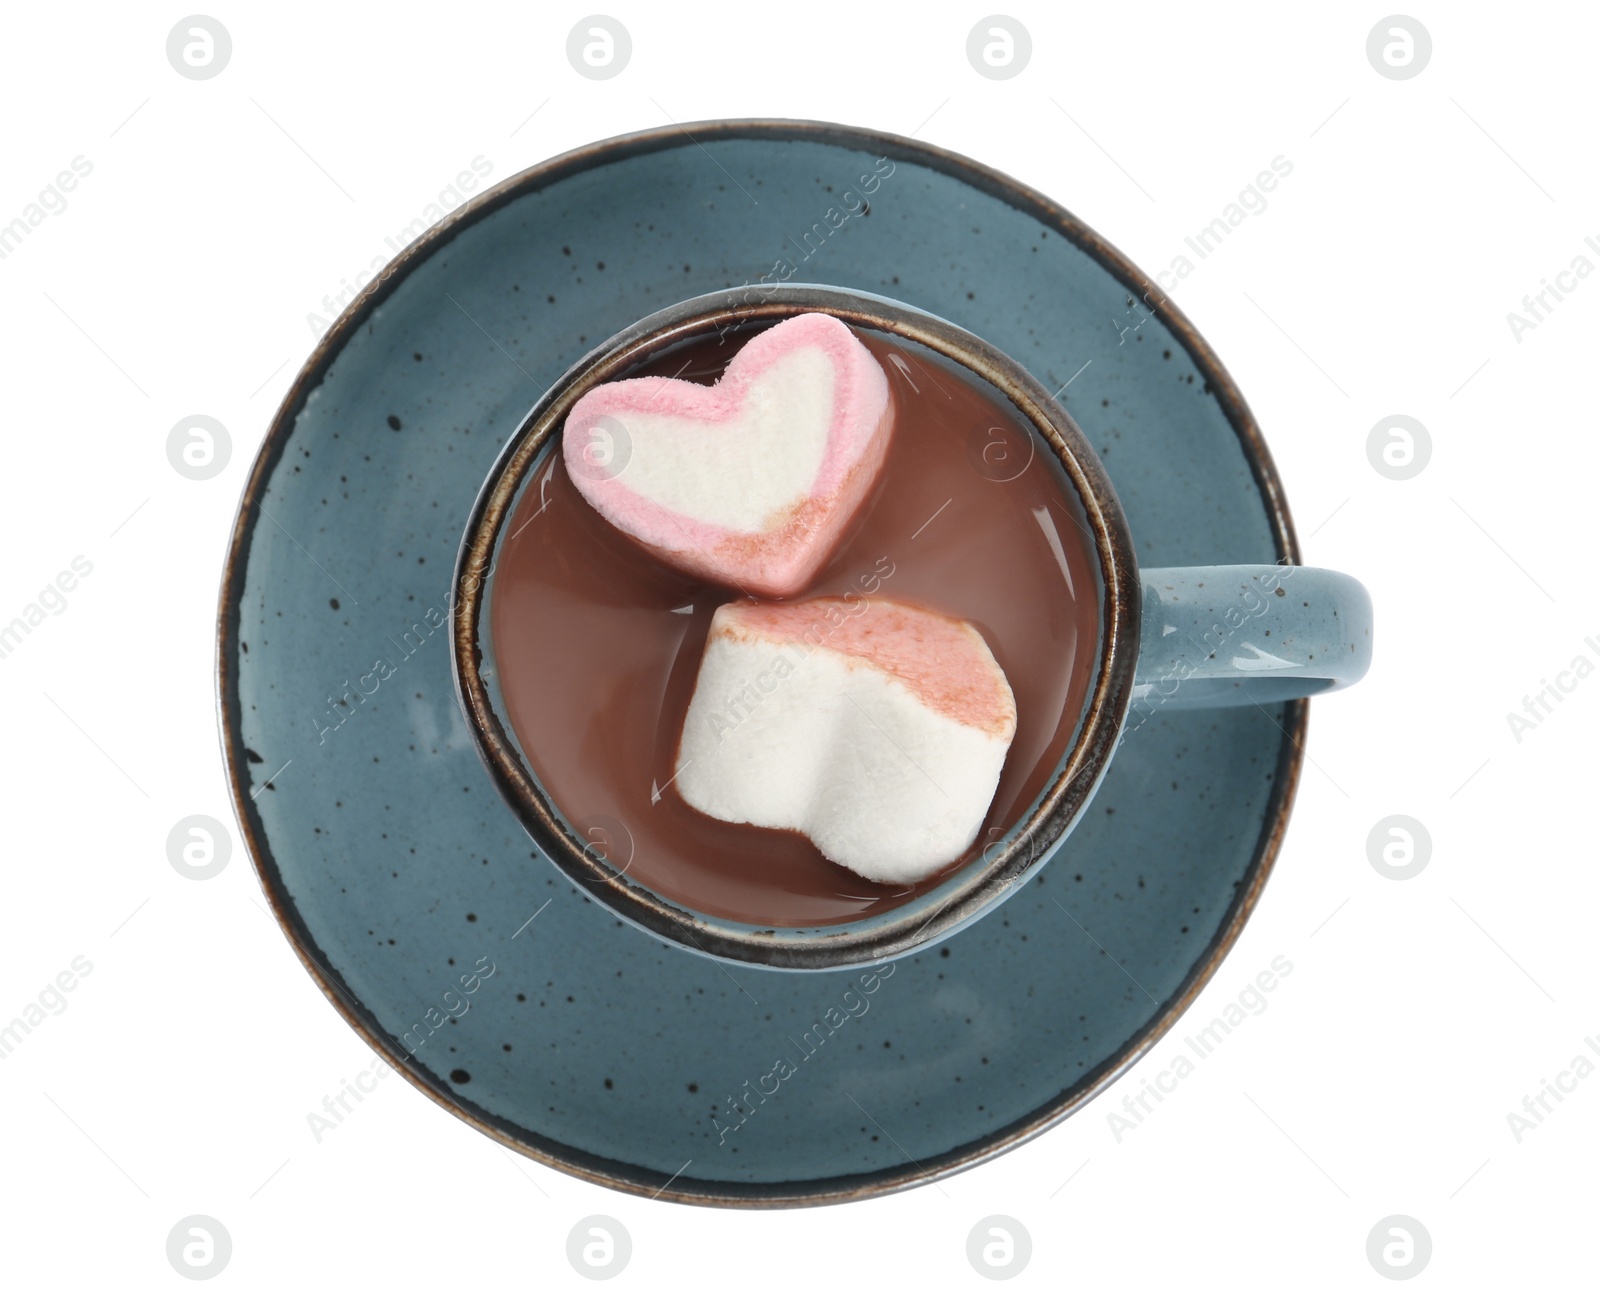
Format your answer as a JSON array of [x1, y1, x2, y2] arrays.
[[675, 597, 1018, 884], [562, 314, 894, 597]]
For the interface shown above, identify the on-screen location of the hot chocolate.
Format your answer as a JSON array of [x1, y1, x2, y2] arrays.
[[489, 322, 1100, 927]]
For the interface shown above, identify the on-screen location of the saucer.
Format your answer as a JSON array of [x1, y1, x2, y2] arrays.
[[219, 120, 1305, 1206]]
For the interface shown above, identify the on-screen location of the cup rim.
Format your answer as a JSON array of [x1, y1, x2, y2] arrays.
[[451, 282, 1141, 969]]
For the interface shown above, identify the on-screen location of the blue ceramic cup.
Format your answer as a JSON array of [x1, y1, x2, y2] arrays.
[[452, 285, 1371, 971]]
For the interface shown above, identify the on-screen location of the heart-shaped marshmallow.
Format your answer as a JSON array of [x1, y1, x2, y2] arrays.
[[563, 314, 894, 597], [675, 597, 1017, 883]]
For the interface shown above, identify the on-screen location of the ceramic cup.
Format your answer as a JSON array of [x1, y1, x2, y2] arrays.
[[451, 284, 1371, 971]]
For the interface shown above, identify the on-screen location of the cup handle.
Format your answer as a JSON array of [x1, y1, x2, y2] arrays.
[[1130, 566, 1372, 717]]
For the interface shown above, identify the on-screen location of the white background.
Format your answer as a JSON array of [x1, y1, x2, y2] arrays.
[[1, 1, 1595, 1290]]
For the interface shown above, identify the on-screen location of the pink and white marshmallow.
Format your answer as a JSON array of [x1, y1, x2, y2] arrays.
[[562, 314, 894, 597], [675, 598, 1018, 883]]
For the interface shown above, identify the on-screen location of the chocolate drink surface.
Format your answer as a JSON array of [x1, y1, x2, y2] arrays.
[[490, 323, 1101, 927]]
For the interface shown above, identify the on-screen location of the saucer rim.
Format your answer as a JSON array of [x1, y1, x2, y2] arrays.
[[216, 117, 1305, 1209]]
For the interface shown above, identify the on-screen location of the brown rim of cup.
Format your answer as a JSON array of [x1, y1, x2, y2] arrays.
[[450, 282, 1141, 970]]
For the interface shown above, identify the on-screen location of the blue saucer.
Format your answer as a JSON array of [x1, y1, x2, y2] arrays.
[[219, 121, 1305, 1206]]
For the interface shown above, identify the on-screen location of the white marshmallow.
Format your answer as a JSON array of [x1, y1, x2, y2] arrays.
[[674, 599, 1017, 884]]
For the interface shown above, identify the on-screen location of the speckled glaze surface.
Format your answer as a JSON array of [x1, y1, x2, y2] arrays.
[[219, 120, 1306, 1206]]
